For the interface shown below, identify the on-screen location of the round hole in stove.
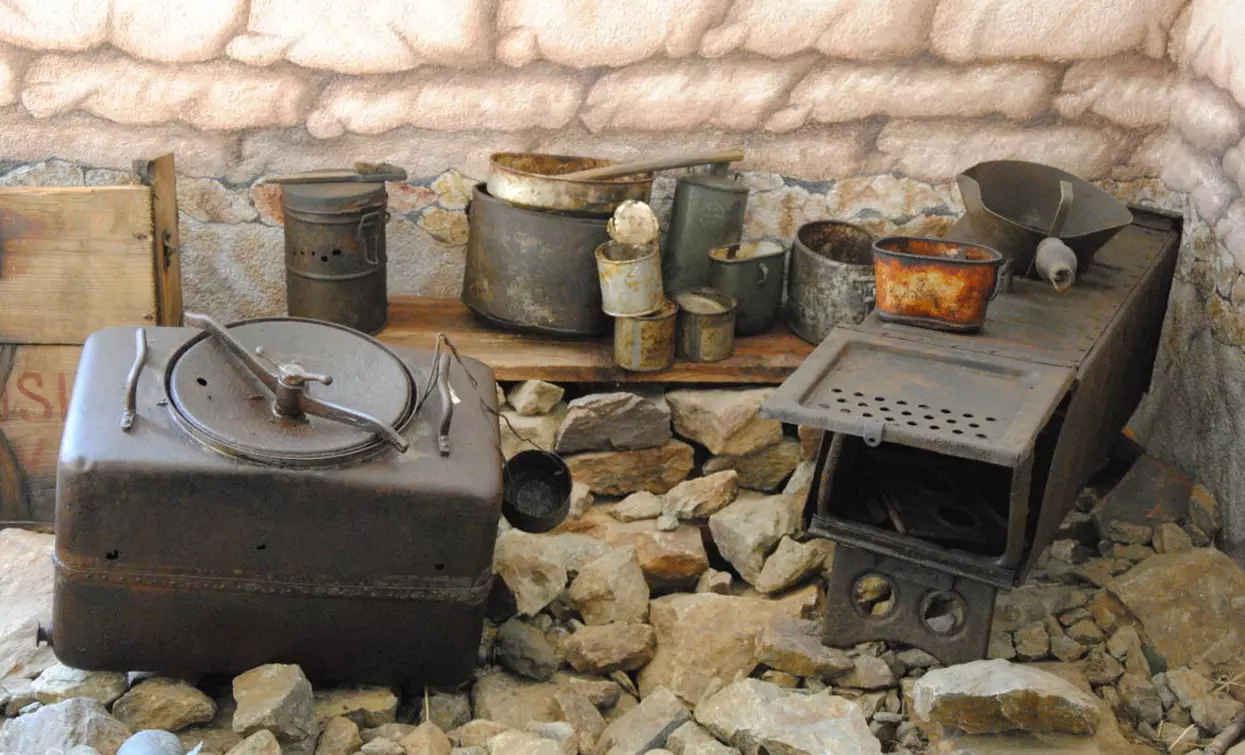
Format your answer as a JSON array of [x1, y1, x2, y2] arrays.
[[851, 574, 896, 619], [920, 591, 967, 636], [929, 425, 940, 430], [862, 412, 873, 418], [853, 392, 864, 397]]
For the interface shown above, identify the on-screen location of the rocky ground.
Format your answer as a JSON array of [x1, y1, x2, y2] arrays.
[[2, 382, 1244, 755]]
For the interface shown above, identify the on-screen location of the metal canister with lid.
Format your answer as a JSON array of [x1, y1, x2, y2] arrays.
[[263, 164, 407, 335], [663, 167, 748, 294]]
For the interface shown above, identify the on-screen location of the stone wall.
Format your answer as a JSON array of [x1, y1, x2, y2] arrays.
[[0, 0, 1242, 551]]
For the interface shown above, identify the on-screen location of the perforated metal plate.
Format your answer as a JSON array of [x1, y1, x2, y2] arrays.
[[763, 329, 1074, 466]]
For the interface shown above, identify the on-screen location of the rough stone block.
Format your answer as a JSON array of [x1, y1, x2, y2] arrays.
[[111, 0, 247, 62], [1169, 0, 1245, 111], [563, 440, 695, 496], [1055, 57, 1173, 129], [700, 0, 936, 60], [1172, 78, 1245, 152]]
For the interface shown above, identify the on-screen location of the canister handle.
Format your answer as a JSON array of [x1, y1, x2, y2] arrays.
[[357, 210, 388, 266], [757, 262, 769, 285], [988, 260, 1012, 300]]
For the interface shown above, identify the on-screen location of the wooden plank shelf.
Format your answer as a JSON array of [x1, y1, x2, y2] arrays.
[[378, 297, 814, 383]]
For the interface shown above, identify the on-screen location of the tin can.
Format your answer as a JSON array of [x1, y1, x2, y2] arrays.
[[595, 240, 664, 317], [786, 221, 876, 345], [613, 297, 677, 371], [663, 173, 748, 294], [282, 182, 390, 334], [675, 288, 736, 362], [708, 240, 787, 336]]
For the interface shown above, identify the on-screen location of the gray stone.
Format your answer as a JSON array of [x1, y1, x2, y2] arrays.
[[1105, 625, 1142, 660], [565, 441, 695, 496], [117, 730, 185, 755], [1079, 648, 1125, 687], [665, 389, 782, 456], [568, 546, 650, 625], [313, 687, 398, 728], [912, 659, 1101, 735], [32, 663, 128, 706], [1167, 667, 1216, 708], [1191, 695, 1245, 735], [485, 730, 561, 755], [493, 531, 568, 616], [1048, 539, 1093, 564], [708, 492, 801, 584], [555, 392, 672, 453], [595, 686, 690, 755], [1189, 484, 1221, 540], [1058, 607, 1092, 627], [1089, 454, 1191, 537], [611, 491, 664, 522], [509, 381, 565, 416], [782, 460, 817, 496], [1109, 543, 1155, 562], [500, 405, 567, 459], [359, 738, 404, 755], [895, 649, 939, 669], [315, 716, 363, 755], [0, 698, 131, 755], [694, 569, 733, 595], [1065, 619, 1104, 646], [1101, 521, 1153, 545], [1014, 622, 1050, 662], [987, 632, 1015, 661], [469, 672, 558, 730], [662, 471, 740, 522], [561, 623, 655, 674], [838, 656, 897, 690], [1153, 522, 1194, 553], [753, 537, 825, 595], [568, 482, 595, 520], [667, 720, 743, 755], [702, 439, 803, 492], [523, 722, 575, 755], [656, 514, 679, 532], [1117, 673, 1163, 725], [179, 725, 243, 755], [695, 678, 881, 755], [496, 618, 560, 682], [992, 586, 1089, 633], [754, 618, 853, 680], [112, 677, 217, 733], [231, 663, 317, 743], [1050, 633, 1087, 662], [552, 672, 621, 709], [0, 529, 56, 682], [551, 689, 606, 753], [448, 720, 509, 749], [1107, 548, 1245, 670], [424, 691, 472, 733]]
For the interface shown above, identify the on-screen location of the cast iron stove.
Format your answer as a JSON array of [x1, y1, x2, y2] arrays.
[[762, 206, 1182, 663]]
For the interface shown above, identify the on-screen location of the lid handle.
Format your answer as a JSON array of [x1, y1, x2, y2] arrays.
[[183, 312, 409, 452]]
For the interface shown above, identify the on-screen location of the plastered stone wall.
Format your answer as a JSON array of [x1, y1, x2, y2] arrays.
[[0, 0, 1242, 552]]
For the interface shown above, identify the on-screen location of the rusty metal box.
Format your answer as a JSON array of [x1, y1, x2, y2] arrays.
[[51, 320, 502, 686]]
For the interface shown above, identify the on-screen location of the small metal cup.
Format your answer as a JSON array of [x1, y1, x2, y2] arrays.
[[675, 288, 736, 362], [502, 451, 572, 533], [614, 297, 677, 372]]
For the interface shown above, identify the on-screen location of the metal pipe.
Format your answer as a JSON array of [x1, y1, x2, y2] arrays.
[[120, 329, 147, 431]]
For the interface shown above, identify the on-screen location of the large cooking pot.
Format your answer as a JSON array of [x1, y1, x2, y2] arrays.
[[786, 221, 876, 345]]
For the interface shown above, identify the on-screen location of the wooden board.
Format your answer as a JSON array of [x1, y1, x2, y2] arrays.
[[0, 186, 156, 344], [0, 344, 79, 522], [379, 297, 814, 383], [139, 154, 183, 326]]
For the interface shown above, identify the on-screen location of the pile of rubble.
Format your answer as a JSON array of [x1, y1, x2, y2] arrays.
[[2, 383, 1244, 755]]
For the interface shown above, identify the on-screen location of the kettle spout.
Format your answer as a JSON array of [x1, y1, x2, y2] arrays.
[[1035, 237, 1077, 292]]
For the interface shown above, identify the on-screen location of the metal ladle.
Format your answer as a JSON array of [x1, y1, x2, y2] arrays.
[[1032, 180, 1077, 292]]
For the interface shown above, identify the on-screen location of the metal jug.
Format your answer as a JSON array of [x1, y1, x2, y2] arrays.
[[662, 168, 747, 294]]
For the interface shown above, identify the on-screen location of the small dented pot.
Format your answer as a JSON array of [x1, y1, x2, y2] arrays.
[[595, 240, 664, 317], [708, 240, 787, 336], [786, 221, 876, 345], [614, 297, 677, 372], [872, 237, 1006, 333], [675, 288, 737, 362]]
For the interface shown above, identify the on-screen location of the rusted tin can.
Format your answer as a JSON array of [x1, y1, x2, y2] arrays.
[[282, 181, 390, 334], [708, 240, 787, 336], [462, 185, 611, 336], [675, 288, 736, 362], [613, 297, 677, 371], [786, 221, 876, 345], [663, 173, 748, 294], [872, 237, 1006, 333], [595, 241, 664, 317]]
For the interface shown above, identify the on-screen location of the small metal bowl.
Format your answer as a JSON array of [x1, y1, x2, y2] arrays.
[[502, 451, 573, 533]]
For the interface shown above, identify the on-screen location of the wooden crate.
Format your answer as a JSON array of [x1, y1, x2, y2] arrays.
[[0, 155, 179, 522]]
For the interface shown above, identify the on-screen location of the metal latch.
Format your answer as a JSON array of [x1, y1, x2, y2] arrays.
[[860, 418, 885, 448]]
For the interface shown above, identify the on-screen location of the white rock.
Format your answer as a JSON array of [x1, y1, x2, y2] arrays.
[[753, 537, 825, 595], [486, 730, 562, 755], [112, 677, 217, 732], [110, 0, 247, 62], [493, 530, 568, 616], [877, 120, 1133, 182], [33, 663, 128, 706], [496, 0, 724, 67], [773, 62, 1055, 132], [508, 381, 566, 416], [306, 66, 588, 139], [0, 528, 55, 680], [232, 663, 317, 742], [695, 569, 733, 595], [568, 546, 650, 625], [582, 58, 811, 133], [702, 440, 802, 493], [499, 404, 567, 459], [594, 686, 690, 755], [567, 482, 595, 520], [228, 0, 492, 73], [554, 392, 673, 453], [782, 461, 816, 496], [931, 0, 1185, 62], [1055, 57, 1173, 129], [22, 52, 314, 131], [0, 698, 131, 755], [665, 389, 782, 456], [695, 679, 881, 755], [313, 687, 399, 728], [700, 0, 934, 60], [708, 492, 801, 584], [662, 471, 740, 522], [666, 721, 740, 755], [611, 491, 665, 522]]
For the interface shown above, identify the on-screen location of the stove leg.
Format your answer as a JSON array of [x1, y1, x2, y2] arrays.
[[821, 545, 996, 666]]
